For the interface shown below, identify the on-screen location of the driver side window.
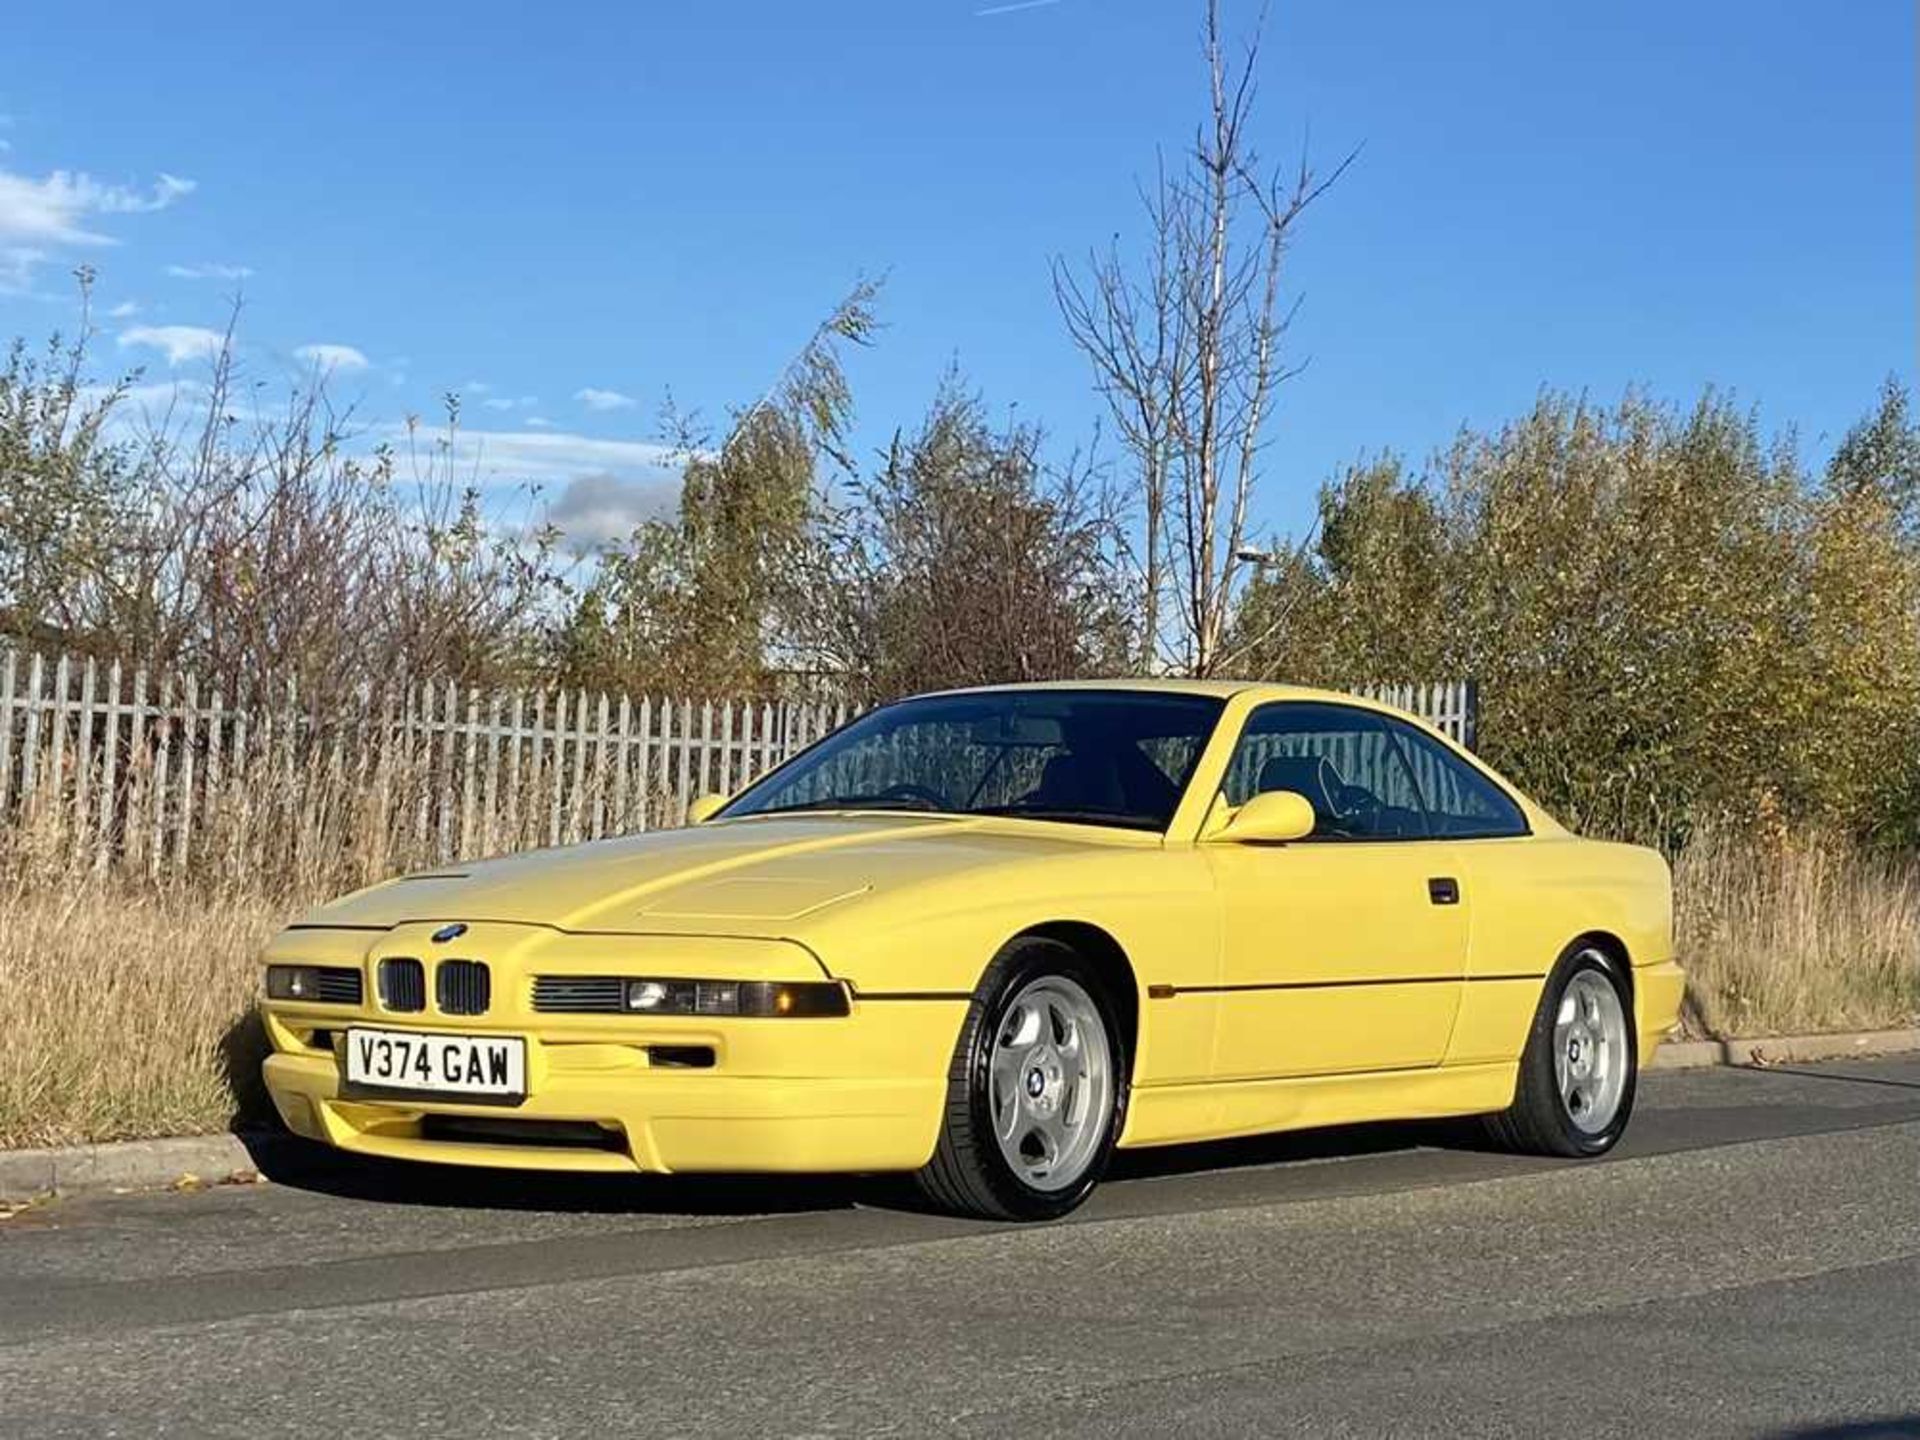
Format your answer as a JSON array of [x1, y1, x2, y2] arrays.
[[1223, 703, 1428, 840]]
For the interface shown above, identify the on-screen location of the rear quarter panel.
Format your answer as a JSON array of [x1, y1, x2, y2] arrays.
[[1445, 834, 1675, 1065]]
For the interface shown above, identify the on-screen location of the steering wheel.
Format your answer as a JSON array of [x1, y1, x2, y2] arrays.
[[1323, 783, 1381, 836], [875, 782, 949, 810]]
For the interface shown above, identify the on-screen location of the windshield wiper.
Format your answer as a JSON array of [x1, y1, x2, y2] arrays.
[[975, 804, 1164, 830], [751, 793, 946, 815]]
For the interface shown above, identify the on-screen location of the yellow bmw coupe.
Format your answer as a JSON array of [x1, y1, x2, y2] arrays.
[[260, 680, 1683, 1220]]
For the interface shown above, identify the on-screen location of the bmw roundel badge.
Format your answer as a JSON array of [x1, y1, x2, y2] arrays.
[[431, 922, 468, 944]]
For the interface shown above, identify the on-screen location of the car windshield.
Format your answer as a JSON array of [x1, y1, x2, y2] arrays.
[[720, 690, 1225, 832]]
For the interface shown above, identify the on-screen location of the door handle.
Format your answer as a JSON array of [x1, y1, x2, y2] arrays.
[[1428, 876, 1460, 906]]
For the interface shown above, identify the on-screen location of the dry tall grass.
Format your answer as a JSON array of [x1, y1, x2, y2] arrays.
[[0, 879, 287, 1149], [1675, 824, 1920, 1037], [3, 826, 1917, 1150]]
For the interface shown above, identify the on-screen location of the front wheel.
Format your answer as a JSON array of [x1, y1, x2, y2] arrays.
[[1483, 945, 1637, 1157], [913, 939, 1127, 1221]]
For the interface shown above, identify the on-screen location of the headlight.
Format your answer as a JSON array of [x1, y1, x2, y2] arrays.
[[266, 965, 322, 1000], [264, 964, 361, 1003], [624, 978, 849, 1017]]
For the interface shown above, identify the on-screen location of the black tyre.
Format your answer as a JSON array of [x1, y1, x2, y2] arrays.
[[913, 938, 1129, 1221], [1483, 943, 1637, 1157]]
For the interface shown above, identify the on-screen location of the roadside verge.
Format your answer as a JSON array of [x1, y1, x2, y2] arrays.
[[1648, 1026, 1920, 1071], [0, 1132, 271, 1206]]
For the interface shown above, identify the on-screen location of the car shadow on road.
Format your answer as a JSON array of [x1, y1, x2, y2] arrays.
[[1108, 1116, 1462, 1182], [240, 1131, 875, 1216], [1763, 1419, 1920, 1439], [240, 1113, 1478, 1220]]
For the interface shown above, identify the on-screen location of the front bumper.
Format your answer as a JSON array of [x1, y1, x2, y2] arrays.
[[260, 922, 968, 1175], [1635, 958, 1688, 1059], [263, 1040, 952, 1175]]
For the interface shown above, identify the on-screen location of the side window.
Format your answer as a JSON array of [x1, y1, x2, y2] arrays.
[[1388, 721, 1529, 839], [1223, 704, 1428, 840]]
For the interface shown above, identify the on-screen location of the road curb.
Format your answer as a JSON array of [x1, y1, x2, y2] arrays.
[[0, 1132, 264, 1203], [1650, 1027, 1920, 1071]]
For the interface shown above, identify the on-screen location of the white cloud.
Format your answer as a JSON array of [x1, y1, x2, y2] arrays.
[[105, 299, 139, 318], [525, 416, 556, 429], [118, 323, 225, 366], [574, 386, 637, 412], [0, 165, 194, 290], [76, 377, 214, 437], [111, 377, 212, 416], [480, 394, 538, 412], [385, 422, 688, 490], [165, 261, 253, 281], [292, 342, 369, 371], [109, 173, 194, 212], [0, 247, 45, 290], [548, 472, 681, 548], [0, 169, 193, 245]]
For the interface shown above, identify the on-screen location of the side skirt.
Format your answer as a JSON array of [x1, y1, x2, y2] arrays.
[[1117, 1061, 1519, 1150]]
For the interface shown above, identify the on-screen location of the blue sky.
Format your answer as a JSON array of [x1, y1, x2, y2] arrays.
[[1, 0, 1912, 546]]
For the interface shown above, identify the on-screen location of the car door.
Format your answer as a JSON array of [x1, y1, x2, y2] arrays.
[[1203, 702, 1469, 1080]]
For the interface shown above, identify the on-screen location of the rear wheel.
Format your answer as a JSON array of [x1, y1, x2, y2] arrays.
[[1484, 945, 1637, 1157], [913, 939, 1127, 1221]]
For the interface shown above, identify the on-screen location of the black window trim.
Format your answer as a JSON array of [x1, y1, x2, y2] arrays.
[[715, 686, 1230, 836], [1226, 700, 1430, 846], [1377, 711, 1533, 841], [1225, 700, 1531, 845]]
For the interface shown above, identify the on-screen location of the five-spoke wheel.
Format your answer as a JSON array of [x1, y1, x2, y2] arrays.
[[915, 939, 1127, 1221], [986, 975, 1114, 1193], [1485, 944, 1638, 1157]]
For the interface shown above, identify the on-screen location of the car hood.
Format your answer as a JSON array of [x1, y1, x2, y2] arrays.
[[297, 813, 1140, 935]]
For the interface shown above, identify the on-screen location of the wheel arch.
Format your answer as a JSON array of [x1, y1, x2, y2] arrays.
[[1009, 920, 1140, 1073], [1564, 929, 1635, 1008]]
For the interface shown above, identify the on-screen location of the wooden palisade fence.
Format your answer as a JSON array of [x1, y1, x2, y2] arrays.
[[0, 643, 1476, 893]]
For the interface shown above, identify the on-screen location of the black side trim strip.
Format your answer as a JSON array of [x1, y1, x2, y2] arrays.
[[857, 990, 973, 1001], [1154, 971, 1544, 997], [1140, 1060, 1442, 1087]]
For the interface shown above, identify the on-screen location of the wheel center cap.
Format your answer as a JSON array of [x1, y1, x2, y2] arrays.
[[1026, 1068, 1046, 1098]]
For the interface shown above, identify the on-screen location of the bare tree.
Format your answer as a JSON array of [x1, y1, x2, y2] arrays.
[[794, 375, 1131, 701], [1055, 0, 1352, 675], [2, 280, 569, 698]]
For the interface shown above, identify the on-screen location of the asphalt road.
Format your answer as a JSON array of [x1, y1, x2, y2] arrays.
[[5, 1057, 1920, 1439]]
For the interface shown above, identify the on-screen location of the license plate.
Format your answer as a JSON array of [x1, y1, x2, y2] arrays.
[[344, 1027, 527, 1099]]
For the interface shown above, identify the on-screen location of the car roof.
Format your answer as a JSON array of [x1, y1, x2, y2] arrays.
[[924, 677, 1397, 707]]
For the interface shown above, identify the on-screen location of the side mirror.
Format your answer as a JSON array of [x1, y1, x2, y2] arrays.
[[1208, 789, 1316, 844], [685, 793, 728, 826]]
